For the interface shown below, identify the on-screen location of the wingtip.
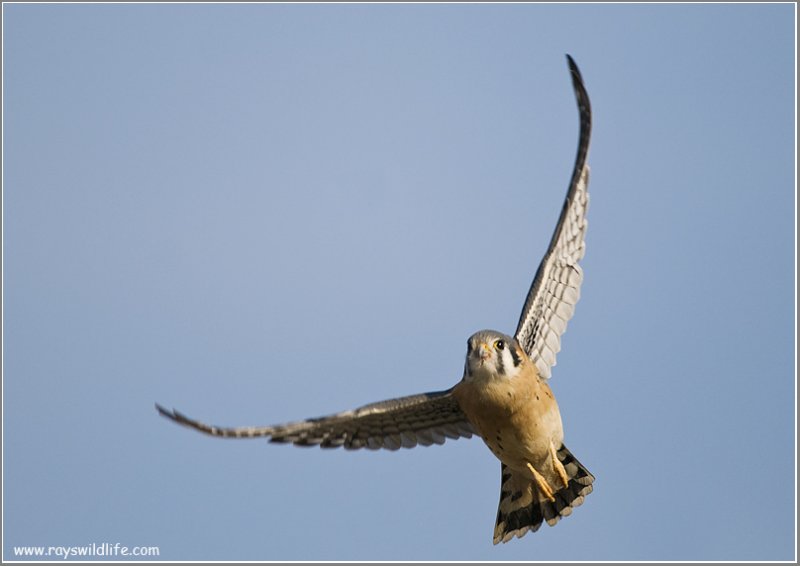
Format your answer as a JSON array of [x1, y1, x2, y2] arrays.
[[564, 54, 591, 126], [565, 54, 583, 82], [155, 402, 181, 422]]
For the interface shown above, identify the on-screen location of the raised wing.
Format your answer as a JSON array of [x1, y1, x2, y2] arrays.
[[156, 388, 474, 451], [514, 55, 592, 379]]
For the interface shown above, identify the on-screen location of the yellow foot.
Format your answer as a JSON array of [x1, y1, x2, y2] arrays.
[[550, 442, 570, 489], [526, 462, 555, 502]]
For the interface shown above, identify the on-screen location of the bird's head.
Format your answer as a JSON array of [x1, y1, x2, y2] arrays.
[[463, 329, 527, 382]]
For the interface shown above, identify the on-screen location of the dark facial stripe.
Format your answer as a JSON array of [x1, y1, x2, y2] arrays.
[[496, 348, 505, 375], [510, 345, 522, 368]]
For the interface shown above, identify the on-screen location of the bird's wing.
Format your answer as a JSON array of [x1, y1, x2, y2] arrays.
[[156, 388, 474, 451], [514, 55, 592, 380]]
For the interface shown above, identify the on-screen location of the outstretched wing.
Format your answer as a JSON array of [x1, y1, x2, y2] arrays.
[[156, 388, 473, 451], [514, 55, 592, 379]]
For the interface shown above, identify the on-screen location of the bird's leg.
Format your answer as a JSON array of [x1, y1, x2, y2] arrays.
[[550, 441, 570, 489], [526, 462, 555, 502]]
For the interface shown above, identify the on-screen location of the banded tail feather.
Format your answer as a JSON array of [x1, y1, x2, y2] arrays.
[[494, 444, 594, 544]]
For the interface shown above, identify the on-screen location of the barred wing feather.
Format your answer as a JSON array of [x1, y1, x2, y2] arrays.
[[514, 55, 592, 380], [156, 388, 473, 451]]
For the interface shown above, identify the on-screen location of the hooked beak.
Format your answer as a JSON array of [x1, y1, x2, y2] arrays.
[[477, 342, 492, 362]]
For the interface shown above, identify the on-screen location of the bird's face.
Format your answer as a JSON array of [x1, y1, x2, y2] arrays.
[[463, 330, 526, 382]]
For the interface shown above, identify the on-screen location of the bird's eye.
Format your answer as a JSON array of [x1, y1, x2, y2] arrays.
[[495, 340, 505, 351]]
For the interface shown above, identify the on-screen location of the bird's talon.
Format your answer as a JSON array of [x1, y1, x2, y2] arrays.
[[527, 462, 556, 502]]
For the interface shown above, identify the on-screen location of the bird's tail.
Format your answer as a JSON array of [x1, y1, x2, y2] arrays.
[[493, 444, 594, 544]]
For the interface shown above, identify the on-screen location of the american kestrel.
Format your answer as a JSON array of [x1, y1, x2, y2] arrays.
[[158, 55, 594, 544]]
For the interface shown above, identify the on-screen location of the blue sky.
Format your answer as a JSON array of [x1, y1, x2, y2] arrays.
[[3, 2, 795, 562]]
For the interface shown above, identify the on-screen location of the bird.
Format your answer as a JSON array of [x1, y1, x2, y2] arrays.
[[157, 54, 594, 545]]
